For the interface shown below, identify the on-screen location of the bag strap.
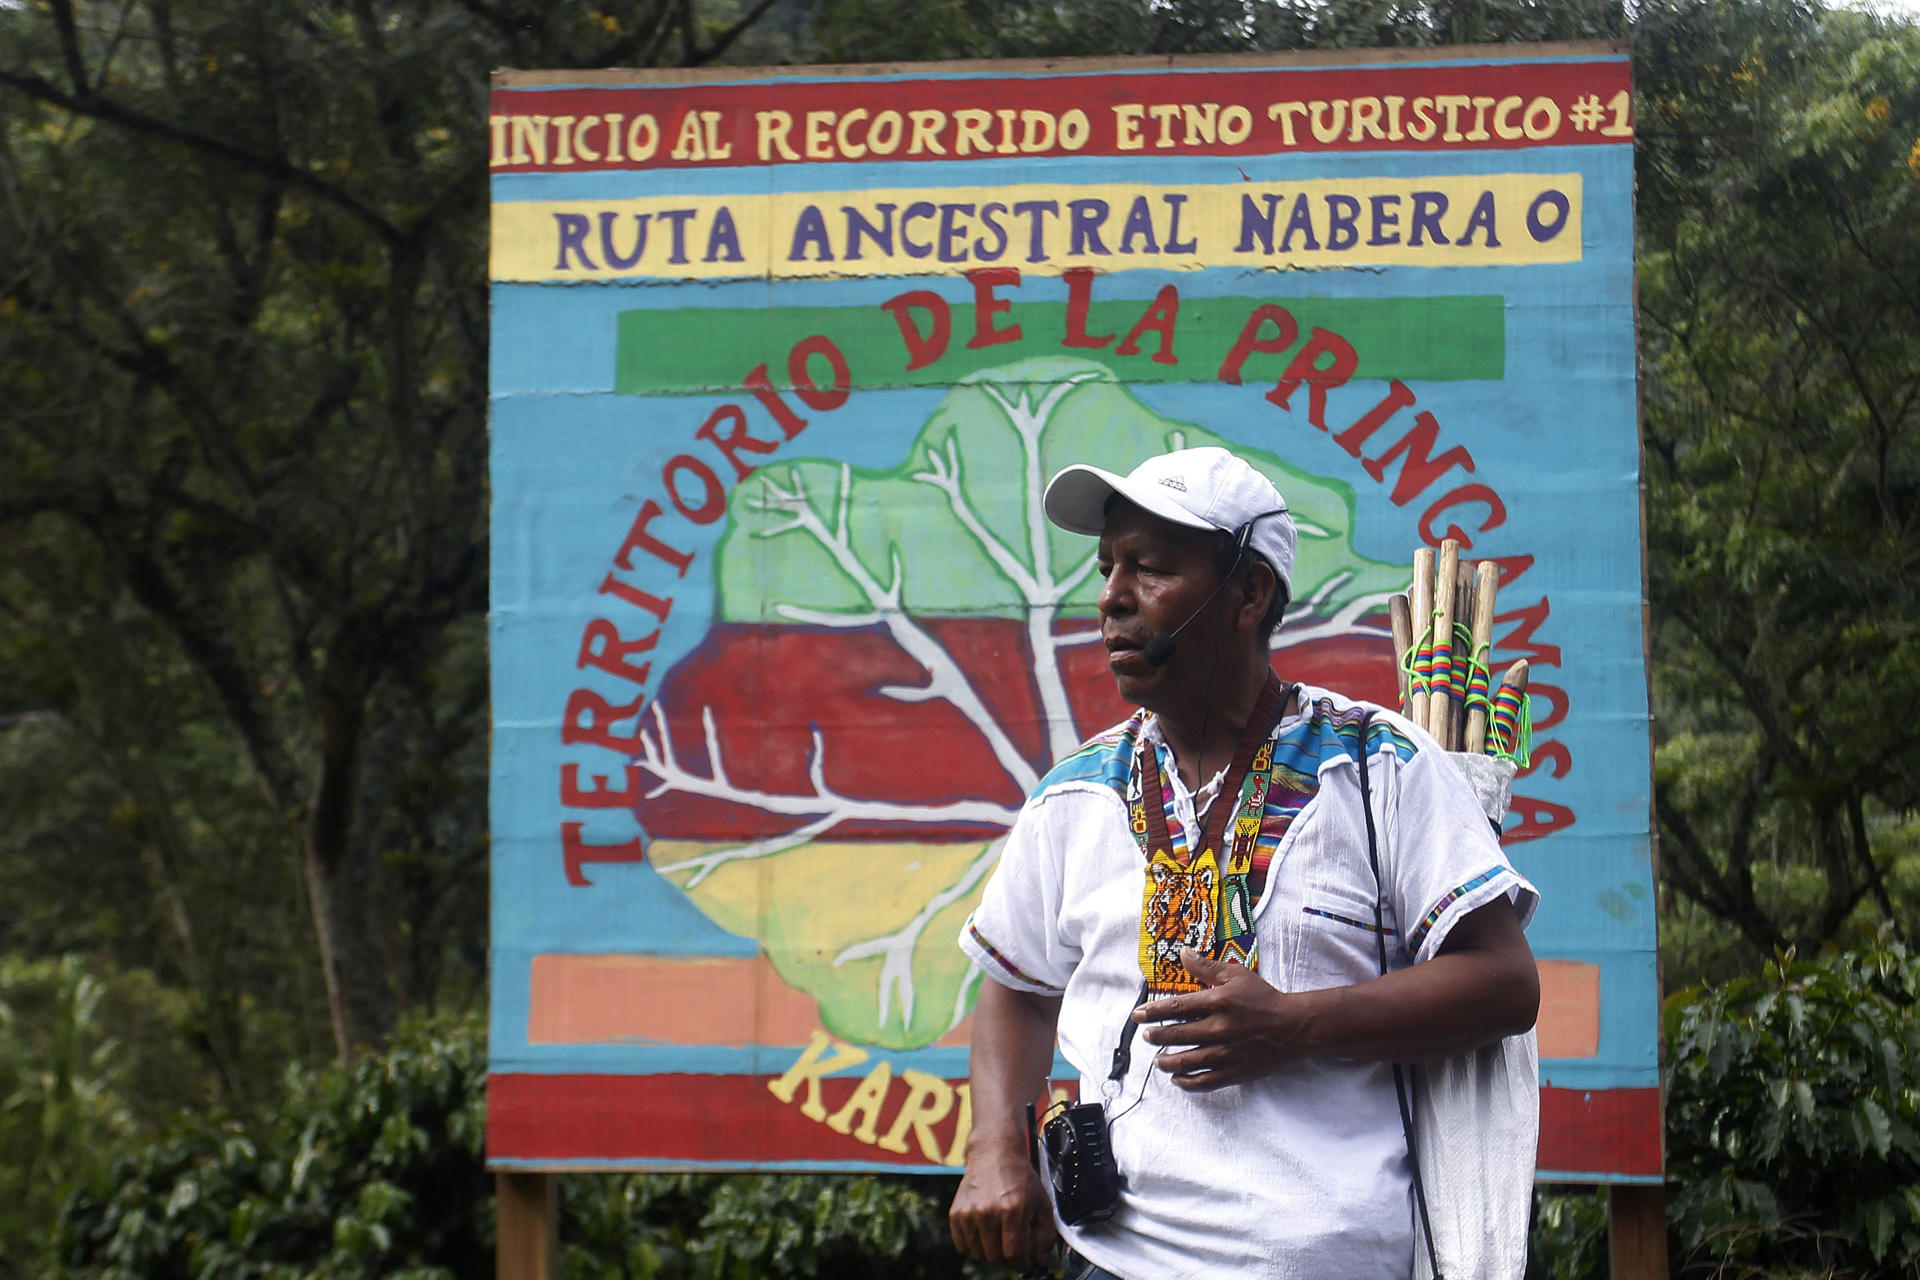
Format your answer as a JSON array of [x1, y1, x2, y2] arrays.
[[1356, 710, 1445, 1280]]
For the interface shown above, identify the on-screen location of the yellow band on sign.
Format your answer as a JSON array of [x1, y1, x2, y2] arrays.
[[490, 174, 1583, 281]]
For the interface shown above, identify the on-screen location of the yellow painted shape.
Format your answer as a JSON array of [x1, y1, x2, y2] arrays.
[[651, 838, 988, 944], [651, 838, 995, 1050]]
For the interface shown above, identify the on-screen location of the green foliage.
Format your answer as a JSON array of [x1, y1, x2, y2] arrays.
[[564, 1172, 1006, 1280], [1639, 0, 1920, 966], [54, 1013, 490, 1280], [1665, 928, 1920, 1277], [42, 1013, 1006, 1280], [1530, 1187, 1609, 1280], [0, 955, 197, 1276], [800, 0, 1620, 61]]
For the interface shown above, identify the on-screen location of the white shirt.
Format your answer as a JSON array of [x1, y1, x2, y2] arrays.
[[960, 687, 1538, 1280]]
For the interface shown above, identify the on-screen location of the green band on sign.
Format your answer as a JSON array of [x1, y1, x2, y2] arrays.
[[614, 295, 1504, 395]]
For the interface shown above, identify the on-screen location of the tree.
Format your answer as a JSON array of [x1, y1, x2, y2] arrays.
[[0, 0, 792, 1059], [1635, 0, 1920, 968], [0, 954, 203, 1276], [799, 0, 1621, 63], [49, 1011, 1001, 1279]]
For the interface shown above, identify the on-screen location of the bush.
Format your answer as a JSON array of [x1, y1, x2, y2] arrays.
[[39, 934, 1918, 1279], [1665, 927, 1920, 1277], [0, 955, 207, 1278], [1531, 1186, 1608, 1280], [47, 1014, 1004, 1280], [53, 1013, 490, 1279], [562, 1171, 995, 1280]]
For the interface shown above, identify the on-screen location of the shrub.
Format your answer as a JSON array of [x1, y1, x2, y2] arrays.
[[0, 955, 205, 1278], [53, 1013, 490, 1279], [1665, 927, 1920, 1277], [1530, 1186, 1609, 1280], [48, 1014, 1002, 1279]]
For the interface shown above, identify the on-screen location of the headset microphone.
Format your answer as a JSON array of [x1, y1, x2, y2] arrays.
[[1142, 579, 1229, 667], [1138, 507, 1288, 669]]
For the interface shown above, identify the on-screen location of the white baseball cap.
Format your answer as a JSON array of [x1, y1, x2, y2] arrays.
[[1043, 446, 1296, 597]]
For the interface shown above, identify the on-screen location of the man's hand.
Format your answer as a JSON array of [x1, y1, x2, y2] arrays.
[[1133, 947, 1313, 1091], [951, 979, 1062, 1266], [949, 1145, 1057, 1267], [1132, 902, 1539, 1085]]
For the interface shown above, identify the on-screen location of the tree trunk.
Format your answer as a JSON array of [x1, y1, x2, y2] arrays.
[[302, 678, 396, 1056]]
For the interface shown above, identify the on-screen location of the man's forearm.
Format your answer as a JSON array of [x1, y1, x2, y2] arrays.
[[1289, 934, 1539, 1063], [965, 979, 1063, 1159], [951, 978, 1065, 1265], [1136, 899, 1538, 1088]]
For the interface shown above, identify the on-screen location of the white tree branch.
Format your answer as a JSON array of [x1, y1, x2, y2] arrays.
[[1053, 625, 1102, 648], [651, 815, 840, 888], [910, 438, 1041, 598], [832, 838, 1003, 1031], [976, 372, 1105, 761], [754, 465, 1040, 793], [1055, 549, 1099, 597], [1272, 575, 1397, 650], [876, 682, 944, 703], [638, 705, 1020, 887], [774, 603, 886, 628], [951, 967, 986, 1035]]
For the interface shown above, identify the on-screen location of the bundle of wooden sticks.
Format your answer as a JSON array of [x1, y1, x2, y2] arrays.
[[1386, 537, 1530, 758]]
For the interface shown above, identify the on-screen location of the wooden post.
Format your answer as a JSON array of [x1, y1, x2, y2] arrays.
[[497, 1171, 558, 1280], [1608, 1183, 1667, 1280]]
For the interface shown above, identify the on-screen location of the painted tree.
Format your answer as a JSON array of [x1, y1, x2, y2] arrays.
[[636, 357, 1408, 1049]]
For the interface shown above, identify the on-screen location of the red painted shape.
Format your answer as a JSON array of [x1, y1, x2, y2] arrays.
[[491, 60, 1633, 173], [488, 1072, 1662, 1177], [638, 618, 1407, 841], [1538, 1085, 1663, 1177], [640, 618, 1036, 840]]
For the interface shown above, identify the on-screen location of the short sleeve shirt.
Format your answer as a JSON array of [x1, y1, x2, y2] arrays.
[[959, 687, 1538, 1280]]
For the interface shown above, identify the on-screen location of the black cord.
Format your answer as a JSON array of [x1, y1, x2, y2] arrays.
[[1190, 533, 1247, 811], [1357, 712, 1445, 1280], [1193, 606, 1220, 803], [1104, 1048, 1156, 1128]]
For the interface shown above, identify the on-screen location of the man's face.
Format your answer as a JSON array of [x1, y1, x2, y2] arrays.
[[1096, 499, 1231, 711]]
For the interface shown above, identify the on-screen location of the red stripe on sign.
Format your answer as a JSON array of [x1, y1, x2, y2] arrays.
[[488, 1072, 1663, 1176], [489, 60, 1633, 173], [487, 1069, 996, 1167]]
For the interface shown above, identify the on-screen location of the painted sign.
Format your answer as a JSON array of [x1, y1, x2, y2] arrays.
[[488, 45, 1656, 1182]]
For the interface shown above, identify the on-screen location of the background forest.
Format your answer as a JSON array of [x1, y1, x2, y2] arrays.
[[1, 0, 1917, 1276]]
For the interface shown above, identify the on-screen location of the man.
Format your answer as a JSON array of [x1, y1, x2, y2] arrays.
[[950, 446, 1540, 1279]]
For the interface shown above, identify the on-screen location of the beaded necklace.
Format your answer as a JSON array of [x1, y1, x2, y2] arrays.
[[1128, 673, 1292, 996]]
